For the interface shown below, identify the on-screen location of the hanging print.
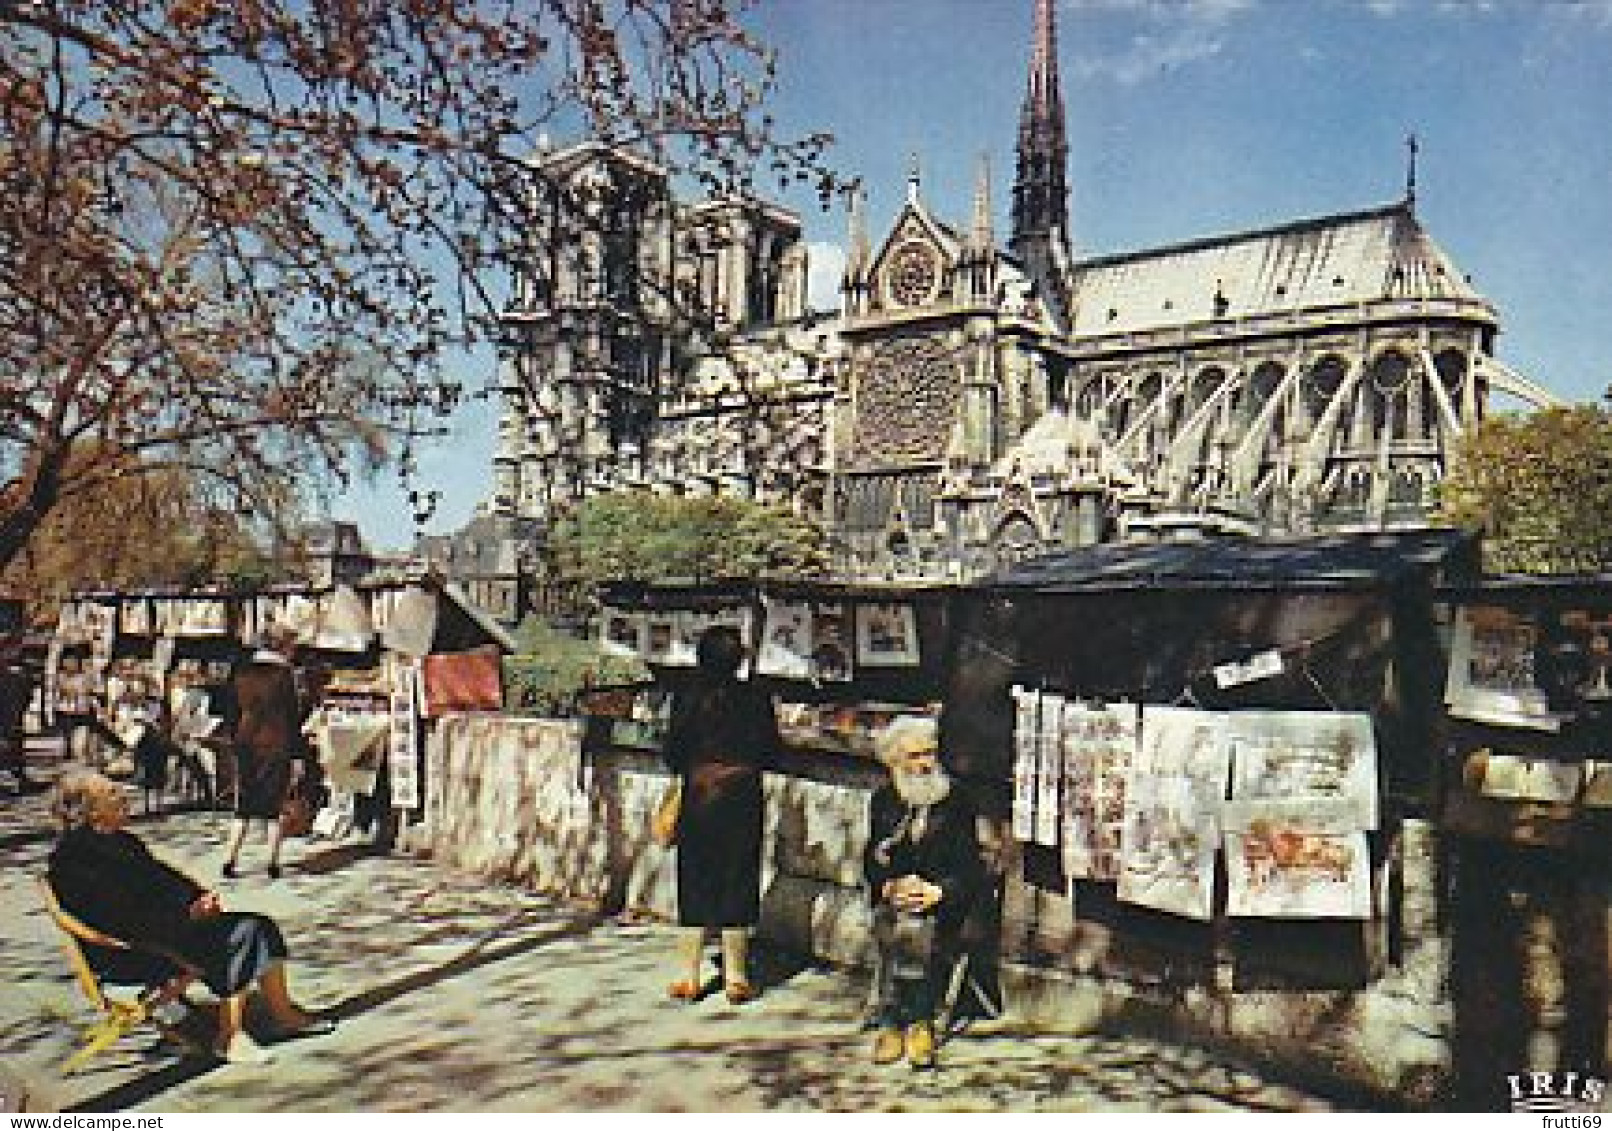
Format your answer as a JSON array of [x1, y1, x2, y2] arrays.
[[1034, 692, 1065, 847], [809, 602, 854, 683], [757, 597, 813, 680], [1445, 606, 1561, 731], [599, 608, 647, 658], [1117, 707, 1230, 919], [1225, 825, 1371, 919], [855, 602, 920, 667], [1224, 710, 1379, 832], [641, 612, 682, 667], [1010, 686, 1041, 843], [1059, 702, 1136, 881]]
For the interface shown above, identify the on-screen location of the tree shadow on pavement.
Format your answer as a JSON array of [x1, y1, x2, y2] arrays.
[[294, 844, 383, 876], [69, 1057, 219, 1113], [323, 909, 606, 1022]]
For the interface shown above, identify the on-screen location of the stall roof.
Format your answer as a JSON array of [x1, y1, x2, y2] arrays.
[[598, 577, 957, 609], [982, 529, 1481, 594]]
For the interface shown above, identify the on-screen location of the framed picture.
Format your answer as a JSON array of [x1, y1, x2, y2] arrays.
[[756, 597, 813, 679], [810, 602, 854, 683], [854, 602, 919, 667]]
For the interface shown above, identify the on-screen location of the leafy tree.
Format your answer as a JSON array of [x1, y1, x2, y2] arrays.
[[1437, 403, 1612, 573], [546, 491, 829, 588], [1, 452, 283, 617], [503, 614, 647, 715], [0, 0, 842, 572]]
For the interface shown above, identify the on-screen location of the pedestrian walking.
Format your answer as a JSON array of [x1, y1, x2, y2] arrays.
[[221, 624, 309, 879], [661, 624, 780, 1005]]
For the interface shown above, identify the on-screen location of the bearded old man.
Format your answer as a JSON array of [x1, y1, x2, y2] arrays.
[[863, 715, 984, 1070]]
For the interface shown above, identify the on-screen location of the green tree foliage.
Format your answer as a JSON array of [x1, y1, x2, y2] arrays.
[[547, 492, 830, 587], [1438, 403, 1612, 574], [502, 614, 647, 716]]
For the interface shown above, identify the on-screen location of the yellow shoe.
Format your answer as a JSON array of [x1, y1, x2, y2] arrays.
[[905, 1021, 936, 1070], [871, 1028, 904, 1065]]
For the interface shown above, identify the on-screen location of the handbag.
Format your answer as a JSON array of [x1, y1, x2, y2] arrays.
[[650, 782, 681, 847], [279, 792, 314, 837]]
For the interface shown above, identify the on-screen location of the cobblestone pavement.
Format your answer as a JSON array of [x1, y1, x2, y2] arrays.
[[0, 752, 1341, 1114]]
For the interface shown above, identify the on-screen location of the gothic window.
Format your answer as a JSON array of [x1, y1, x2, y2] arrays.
[[1075, 376, 1104, 418], [1245, 361, 1286, 454], [1370, 351, 1412, 395], [1435, 349, 1470, 403], [853, 337, 962, 462], [886, 241, 941, 308], [1189, 367, 1225, 416], [992, 513, 1042, 567], [1302, 356, 1348, 418]]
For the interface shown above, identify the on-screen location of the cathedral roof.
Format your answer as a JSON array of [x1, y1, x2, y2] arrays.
[[1066, 202, 1491, 338]]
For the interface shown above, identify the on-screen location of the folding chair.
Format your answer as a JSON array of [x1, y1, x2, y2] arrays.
[[37, 879, 199, 1073]]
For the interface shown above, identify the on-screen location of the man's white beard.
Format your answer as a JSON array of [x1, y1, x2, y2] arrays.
[[893, 766, 951, 809]]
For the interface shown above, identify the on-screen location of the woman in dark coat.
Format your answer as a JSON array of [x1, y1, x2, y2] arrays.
[[662, 624, 780, 1004], [222, 626, 306, 879], [47, 769, 333, 1063]]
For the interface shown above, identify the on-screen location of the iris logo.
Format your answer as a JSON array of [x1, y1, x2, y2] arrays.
[[1506, 1071, 1607, 1114]]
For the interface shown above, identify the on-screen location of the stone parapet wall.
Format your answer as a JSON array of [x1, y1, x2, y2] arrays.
[[401, 714, 881, 966], [401, 715, 1607, 1109]]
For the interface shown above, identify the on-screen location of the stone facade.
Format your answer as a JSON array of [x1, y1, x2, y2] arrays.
[[486, 0, 1559, 587]]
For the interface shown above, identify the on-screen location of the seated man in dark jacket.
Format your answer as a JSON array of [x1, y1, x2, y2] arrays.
[[47, 768, 334, 1063], [863, 716, 983, 1070]]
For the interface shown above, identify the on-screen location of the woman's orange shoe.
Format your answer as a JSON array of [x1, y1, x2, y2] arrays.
[[724, 980, 757, 1005], [667, 979, 700, 1002]]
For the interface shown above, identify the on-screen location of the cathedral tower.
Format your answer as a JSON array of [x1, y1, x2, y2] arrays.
[[1010, 0, 1073, 326]]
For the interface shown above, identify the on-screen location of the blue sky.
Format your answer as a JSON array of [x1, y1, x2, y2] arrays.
[[337, 0, 1612, 550]]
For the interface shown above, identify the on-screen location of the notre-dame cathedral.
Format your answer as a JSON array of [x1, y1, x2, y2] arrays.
[[483, 0, 1557, 587]]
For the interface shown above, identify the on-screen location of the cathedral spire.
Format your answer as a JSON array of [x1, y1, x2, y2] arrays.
[[1011, 0, 1072, 323], [1025, 0, 1062, 123]]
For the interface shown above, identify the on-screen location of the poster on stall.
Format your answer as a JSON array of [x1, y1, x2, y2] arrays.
[[855, 602, 920, 667], [1034, 693, 1065, 847], [600, 609, 647, 659], [151, 636, 176, 677], [810, 603, 854, 683], [1137, 707, 1232, 793], [1225, 825, 1371, 919], [642, 613, 681, 667], [1549, 611, 1612, 707], [80, 602, 116, 665], [1472, 752, 1581, 803], [757, 597, 813, 680], [1445, 606, 1562, 731], [1117, 707, 1229, 919], [176, 597, 230, 637], [388, 659, 422, 810], [1225, 710, 1378, 831], [1582, 761, 1612, 808], [1059, 702, 1135, 882], [119, 599, 151, 637], [1118, 775, 1219, 920], [1010, 686, 1040, 843], [42, 637, 63, 725]]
